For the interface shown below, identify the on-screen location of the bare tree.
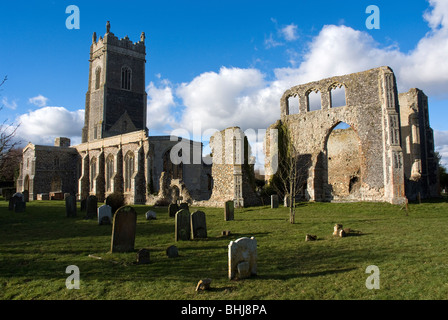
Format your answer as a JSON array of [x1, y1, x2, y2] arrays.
[[270, 122, 311, 224], [0, 76, 21, 181]]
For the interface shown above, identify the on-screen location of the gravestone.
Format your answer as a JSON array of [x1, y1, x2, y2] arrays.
[[65, 194, 77, 217], [228, 237, 257, 280], [136, 248, 150, 264], [333, 224, 343, 236], [98, 204, 112, 225], [166, 245, 179, 258], [110, 206, 137, 253], [80, 198, 86, 211], [168, 203, 179, 218], [179, 202, 189, 212], [175, 209, 191, 241], [271, 195, 279, 208], [190, 210, 207, 239], [85, 195, 98, 219], [224, 200, 234, 221], [14, 200, 26, 213], [37, 193, 49, 201], [9, 194, 23, 211], [22, 190, 29, 202], [145, 210, 157, 220]]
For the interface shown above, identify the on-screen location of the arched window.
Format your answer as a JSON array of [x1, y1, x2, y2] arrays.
[[307, 89, 322, 111], [330, 83, 346, 108], [95, 67, 101, 90], [121, 66, 132, 90], [106, 155, 114, 192], [124, 152, 135, 192], [90, 157, 97, 191]]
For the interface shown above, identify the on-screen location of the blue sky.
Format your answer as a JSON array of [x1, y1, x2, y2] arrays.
[[0, 0, 447, 167]]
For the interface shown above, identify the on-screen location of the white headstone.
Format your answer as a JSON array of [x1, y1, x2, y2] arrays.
[[98, 204, 112, 225], [228, 237, 257, 280], [145, 210, 157, 220]]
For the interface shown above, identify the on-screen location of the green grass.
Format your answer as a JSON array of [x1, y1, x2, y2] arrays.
[[0, 197, 447, 300]]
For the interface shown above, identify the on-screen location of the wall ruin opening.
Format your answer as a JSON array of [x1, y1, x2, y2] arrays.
[[325, 122, 362, 200]]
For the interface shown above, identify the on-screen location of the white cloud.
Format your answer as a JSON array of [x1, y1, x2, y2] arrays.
[[1, 96, 17, 110], [280, 23, 299, 41], [435, 130, 448, 168], [146, 81, 177, 133], [15, 106, 84, 146], [28, 94, 48, 107], [264, 33, 283, 49]]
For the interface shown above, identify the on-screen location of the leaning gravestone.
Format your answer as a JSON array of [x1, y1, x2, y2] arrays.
[[110, 206, 137, 253], [85, 195, 98, 219], [271, 195, 279, 208], [228, 237, 257, 280], [175, 209, 191, 241], [190, 210, 207, 239], [224, 200, 234, 221], [98, 204, 112, 225], [168, 203, 179, 218], [65, 194, 77, 217]]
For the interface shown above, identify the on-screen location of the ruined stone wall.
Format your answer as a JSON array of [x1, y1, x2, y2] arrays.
[[266, 66, 407, 204], [399, 88, 439, 199]]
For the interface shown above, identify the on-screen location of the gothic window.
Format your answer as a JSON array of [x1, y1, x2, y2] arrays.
[[124, 152, 135, 192], [330, 83, 346, 108], [306, 89, 322, 111], [95, 67, 101, 90], [90, 157, 97, 191], [106, 155, 114, 192], [121, 66, 132, 91]]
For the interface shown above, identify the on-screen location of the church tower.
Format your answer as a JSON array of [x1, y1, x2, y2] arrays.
[[82, 21, 147, 143]]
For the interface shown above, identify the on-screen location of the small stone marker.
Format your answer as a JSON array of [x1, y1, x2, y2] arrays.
[[145, 210, 157, 220], [98, 204, 112, 225], [224, 200, 234, 221], [333, 224, 343, 236], [195, 278, 212, 291], [168, 203, 179, 218], [136, 248, 150, 264], [110, 206, 137, 253], [65, 194, 77, 217], [191, 210, 207, 239], [175, 209, 191, 241], [228, 237, 257, 280], [166, 245, 179, 258], [271, 194, 279, 208], [305, 234, 317, 241], [85, 195, 98, 219]]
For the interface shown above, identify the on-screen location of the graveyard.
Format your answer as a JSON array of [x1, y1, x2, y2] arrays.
[[1, 196, 447, 300]]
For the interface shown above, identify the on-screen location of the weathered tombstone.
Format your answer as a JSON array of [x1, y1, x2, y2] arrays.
[[190, 210, 207, 239], [14, 200, 26, 213], [224, 200, 234, 221], [80, 198, 86, 211], [179, 202, 189, 212], [305, 234, 317, 241], [271, 194, 279, 208], [85, 195, 98, 219], [65, 194, 77, 217], [110, 206, 137, 253], [166, 245, 179, 258], [145, 210, 157, 220], [9, 194, 23, 211], [175, 209, 191, 241], [136, 248, 150, 264], [168, 203, 179, 218], [228, 237, 257, 280], [333, 224, 343, 236], [22, 190, 29, 202], [98, 204, 112, 225], [195, 278, 212, 291]]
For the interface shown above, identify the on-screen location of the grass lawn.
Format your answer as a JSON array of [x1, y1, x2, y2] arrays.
[[0, 197, 447, 300]]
